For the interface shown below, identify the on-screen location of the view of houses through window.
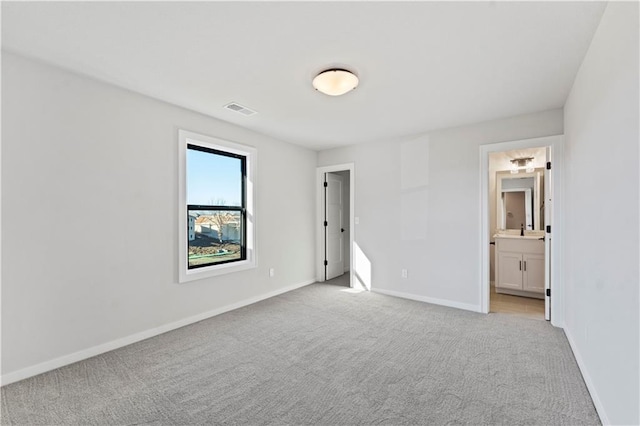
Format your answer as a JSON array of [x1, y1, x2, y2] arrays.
[[187, 144, 246, 269]]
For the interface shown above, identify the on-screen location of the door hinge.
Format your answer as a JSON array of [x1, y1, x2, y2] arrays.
[[324, 221, 328, 227], [546, 225, 551, 233], [324, 260, 328, 266], [323, 181, 328, 187], [546, 288, 551, 297], [546, 162, 551, 170]]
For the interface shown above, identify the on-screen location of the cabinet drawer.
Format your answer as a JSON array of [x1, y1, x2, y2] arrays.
[[496, 238, 544, 254]]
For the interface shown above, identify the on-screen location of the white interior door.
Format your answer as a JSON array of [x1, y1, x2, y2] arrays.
[[544, 147, 552, 321], [325, 173, 344, 280]]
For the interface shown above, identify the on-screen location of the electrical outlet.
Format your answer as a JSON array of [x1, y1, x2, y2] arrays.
[[269, 268, 275, 277], [401, 269, 408, 279]]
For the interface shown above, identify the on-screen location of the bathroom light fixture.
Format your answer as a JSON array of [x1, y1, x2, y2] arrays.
[[312, 68, 359, 96], [510, 157, 534, 174]]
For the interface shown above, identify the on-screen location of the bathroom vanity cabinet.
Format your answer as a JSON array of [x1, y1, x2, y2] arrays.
[[494, 236, 545, 299]]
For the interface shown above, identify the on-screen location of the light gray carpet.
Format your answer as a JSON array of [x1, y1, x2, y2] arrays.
[[1, 280, 599, 425]]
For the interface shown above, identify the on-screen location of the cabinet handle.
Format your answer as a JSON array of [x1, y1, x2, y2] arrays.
[[524, 261, 527, 271], [519, 260, 522, 271]]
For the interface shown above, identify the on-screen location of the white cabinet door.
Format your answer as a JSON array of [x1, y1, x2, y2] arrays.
[[523, 253, 545, 293], [498, 252, 523, 290]]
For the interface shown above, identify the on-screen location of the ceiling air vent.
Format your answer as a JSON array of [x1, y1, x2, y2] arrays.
[[223, 102, 257, 116]]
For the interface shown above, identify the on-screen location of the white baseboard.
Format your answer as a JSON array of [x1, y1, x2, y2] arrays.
[[563, 326, 608, 425], [1, 278, 316, 387], [372, 287, 482, 313]]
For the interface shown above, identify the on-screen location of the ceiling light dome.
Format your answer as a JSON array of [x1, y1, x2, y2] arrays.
[[312, 68, 359, 96]]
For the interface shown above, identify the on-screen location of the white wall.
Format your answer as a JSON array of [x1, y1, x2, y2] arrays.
[[563, 2, 639, 424], [318, 109, 563, 310], [1, 53, 317, 380]]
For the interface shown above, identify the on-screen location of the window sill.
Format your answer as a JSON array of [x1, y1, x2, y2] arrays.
[[179, 258, 256, 283]]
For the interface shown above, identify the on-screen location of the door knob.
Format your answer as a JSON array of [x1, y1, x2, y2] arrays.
[[341, 228, 345, 232]]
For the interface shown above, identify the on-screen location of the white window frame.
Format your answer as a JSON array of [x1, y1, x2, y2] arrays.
[[178, 129, 256, 283]]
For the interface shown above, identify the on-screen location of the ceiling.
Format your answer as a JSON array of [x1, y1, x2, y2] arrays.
[[1, 1, 607, 151]]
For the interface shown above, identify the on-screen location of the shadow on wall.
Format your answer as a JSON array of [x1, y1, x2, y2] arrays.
[[353, 242, 372, 290]]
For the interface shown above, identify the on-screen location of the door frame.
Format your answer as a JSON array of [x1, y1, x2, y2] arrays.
[[316, 163, 355, 286], [479, 135, 564, 327]]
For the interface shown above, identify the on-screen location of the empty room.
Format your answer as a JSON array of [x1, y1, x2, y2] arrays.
[[1, 1, 638, 425]]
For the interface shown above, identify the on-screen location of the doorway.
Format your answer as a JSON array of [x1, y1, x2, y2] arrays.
[[490, 146, 547, 320], [316, 164, 355, 287], [480, 135, 564, 327]]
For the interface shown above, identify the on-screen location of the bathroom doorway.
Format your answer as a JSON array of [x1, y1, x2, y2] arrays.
[[480, 135, 564, 326], [489, 146, 547, 320]]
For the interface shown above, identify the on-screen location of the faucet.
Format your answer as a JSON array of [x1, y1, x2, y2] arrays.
[[520, 223, 524, 236]]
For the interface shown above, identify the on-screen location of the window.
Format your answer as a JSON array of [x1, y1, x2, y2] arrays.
[[179, 130, 256, 282]]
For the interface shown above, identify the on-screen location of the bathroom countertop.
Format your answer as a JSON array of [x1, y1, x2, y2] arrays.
[[493, 233, 544, 240]]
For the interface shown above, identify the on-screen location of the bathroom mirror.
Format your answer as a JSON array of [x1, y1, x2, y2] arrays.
[[496, 170, 544, 231]]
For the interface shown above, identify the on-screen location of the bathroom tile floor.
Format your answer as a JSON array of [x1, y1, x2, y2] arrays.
[[490, 284, 545, 320]]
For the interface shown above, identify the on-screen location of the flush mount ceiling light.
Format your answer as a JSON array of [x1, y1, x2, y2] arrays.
[[510, 157, 535, 174], [312, 68, 359, 96]]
